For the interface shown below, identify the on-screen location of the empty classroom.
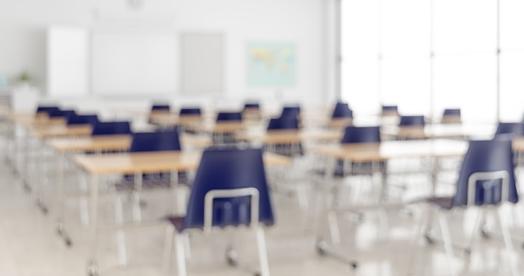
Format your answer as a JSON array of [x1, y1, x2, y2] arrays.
[[2, 0, 524, 276]]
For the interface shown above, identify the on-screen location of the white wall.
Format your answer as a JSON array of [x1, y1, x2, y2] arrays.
[[0, 0, 336, 108]]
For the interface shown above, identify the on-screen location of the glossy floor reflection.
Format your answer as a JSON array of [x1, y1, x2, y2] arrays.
[[0, 162, 523, 276]]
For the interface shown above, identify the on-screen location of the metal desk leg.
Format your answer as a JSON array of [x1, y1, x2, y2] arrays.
[[132, 173, 143, 222], [379, 161, 389, 203], [56, 152, 72, 246], [36, 140, 50, 214], [431, 157, 440, 196], [87, 174, 99, 276], [170, 171, 180, 215]]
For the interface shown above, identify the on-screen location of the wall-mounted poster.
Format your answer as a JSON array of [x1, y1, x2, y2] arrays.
[[247, 42, 296, 87]]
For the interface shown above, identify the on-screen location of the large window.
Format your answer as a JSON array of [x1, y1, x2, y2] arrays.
[[341, 0, 524, 123]]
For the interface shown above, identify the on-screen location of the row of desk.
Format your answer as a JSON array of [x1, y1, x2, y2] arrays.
[[3, 108, 522, 275]]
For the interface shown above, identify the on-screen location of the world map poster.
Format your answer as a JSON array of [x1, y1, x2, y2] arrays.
[[247, 42, 296, 87]]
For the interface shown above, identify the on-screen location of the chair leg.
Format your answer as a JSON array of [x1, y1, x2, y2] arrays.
[[79, 177, 90, 225], [438, 211, 456, 276], [114, 196, 128, 266], [255, 227, 270, 276], [174, 232, 188, 276], [162, 226, 174, 274], [495, 209, 518, 276], [327, 211, 341, 244], [183, 233, 192, 261], [467, 209, 484, 249], [407, 205, 431, 276]]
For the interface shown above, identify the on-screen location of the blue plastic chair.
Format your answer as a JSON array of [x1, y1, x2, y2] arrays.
[[341, 126, 381, 144], [267, 116, 299, 131], [281, 105, 301, 119], [495, 122, 524, 137], [441, 108, 462, 124], [422, 138, 518, 272], [399, 115, 426, 127], [244, 102, 260, 110], [165, 147, 274, 276], [266, 116, 301, 156], [335, 126, 382, 176], [179, 107, 202, 116], [216, 112, 243, 122], [122, 129, 183, 188], [66, 114, 98, 126], [151, 104, 171, 112], [382, 105, 399, 115], [48, 109, 76, 119], [213, 112, 243, 144], [443, 108, 461, 117], [331, 102, 353, 119], [130, 129, 182, 153], [91, 121, 132, 136], [35, 105, 60, 116]]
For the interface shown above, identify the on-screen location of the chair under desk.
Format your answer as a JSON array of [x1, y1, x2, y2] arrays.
[[56, 148, 291, 275], [382, 123, 495, 140], [311, 139, 468, 269]]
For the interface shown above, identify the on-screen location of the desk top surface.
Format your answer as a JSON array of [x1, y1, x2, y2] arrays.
[[313, 139, 468, 162], [48, 134, 211, 153], [74, 151, 291, 175]]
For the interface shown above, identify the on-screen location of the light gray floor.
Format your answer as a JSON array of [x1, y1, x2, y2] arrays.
[[0, 159, 523, 276]]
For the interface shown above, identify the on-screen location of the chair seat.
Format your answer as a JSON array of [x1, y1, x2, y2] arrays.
[[115, 174, 172, 191], [334, 160, 385, 177], [166, 215, 186, 232], [425, 196, 454, 210]]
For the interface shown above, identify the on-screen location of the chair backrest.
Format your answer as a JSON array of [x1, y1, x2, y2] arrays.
[[35, 105, 60, 116], [281, 105, 301, 119], [244, 102, 260, 110], [495, 122, 524, 137], [382, 105, 398, 114], [453, 138, 518, 207], [66, 114, 98, 126], [216, 112, 243, 122], [443, 108, 461, 117], [331, 102, 353, 119], [151, 104, 171, 112], [48, 109, 76, 119], [399, 115, 425, 127], [341, 126, 381, 144], [91, 121, 132, 136], [129, 129, 181, 152], [267, 116, 300, 131], [179, 107, 202, 116], [184, 147, 274, 229]]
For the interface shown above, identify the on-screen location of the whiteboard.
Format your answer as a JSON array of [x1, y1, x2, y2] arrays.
[[47, 26, 89, 96], [92, 31, 176, 95], [180, 33, 224, 95]]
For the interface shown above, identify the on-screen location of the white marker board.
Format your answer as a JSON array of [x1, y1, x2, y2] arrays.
[[180, 33, 224, 95], [47, 26, 89, 96], [92, 30, 177, 95]]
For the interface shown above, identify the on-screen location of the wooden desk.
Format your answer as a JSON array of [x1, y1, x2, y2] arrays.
[[48, 134, 211, 153], [512, 137, 524, 153], [239, 129, 342, 145], [149, 113, 204, 128], [313, 139, 468, 162], [72, 150, 291, 272], [48, 135, 131, 153], [9, 113, 65, 128], [327, 118, 353, 129], [314, 139, 468, 209], [31, 124, 92, 139], [440, 116, 462, 124], [243, 108, 263, 120], [383, 124, 495, 140], [192, 121, 247, 134]]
